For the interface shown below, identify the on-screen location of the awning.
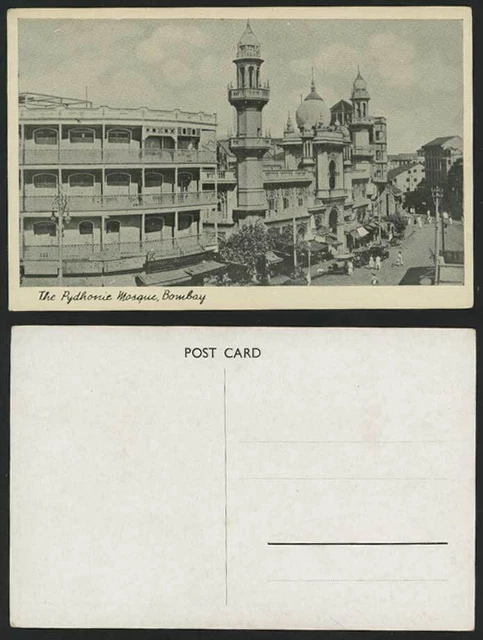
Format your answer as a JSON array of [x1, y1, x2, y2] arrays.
[[184, 261, 227, 277], [23, 261, 59, 276], [348, 226, 369, 239], [265, 250, 283, 265], [136, 268, 192, 287], [307, 240, 328, 253]]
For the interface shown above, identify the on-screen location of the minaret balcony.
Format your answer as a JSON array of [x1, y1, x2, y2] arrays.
[[352, 145, 374, 158], [228, 87, 270, 105], [230, 136, 271, 152]]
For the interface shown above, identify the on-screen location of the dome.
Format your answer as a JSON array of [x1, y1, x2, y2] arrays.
[[295, 78, 331, 130], [237, 20, 260, 57], [351, 67, 370, 100]]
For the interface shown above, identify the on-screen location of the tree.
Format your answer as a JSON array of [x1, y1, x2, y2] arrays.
[[403, 179, 434, 215], [219, 220, 271, 277], [444, 158, 463, 219]]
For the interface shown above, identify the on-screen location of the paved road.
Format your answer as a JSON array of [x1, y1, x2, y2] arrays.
[[308, 220, 464, 287]]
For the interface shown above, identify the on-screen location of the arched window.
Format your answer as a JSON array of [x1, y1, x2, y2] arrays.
[[329, 208, 338, 234], [178, 213, 193, 232], [69, 128, 95, 144], [256, 68, 260, 88], [144, 216, 164, 233], [79, 221, 94, 235], [106, 172, 130, 187], [106, 220, 120, 234], [108, 129, 131, 144], [248, 66, 254, 88], [178, 172, 192, 192], [283, 197, 290, 209], [329, 160, 336, 190], [145, 172, 163, 188], [33, 173, 58, 189], [34, 128, 58, 145], [33, 221, 56, 236], [240, 67, 245, 87], [69, 173, 95, 188]]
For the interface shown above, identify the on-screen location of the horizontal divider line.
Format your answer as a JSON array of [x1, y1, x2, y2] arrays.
[[268, 541, 448, 546], [267, 579, 448, 583]]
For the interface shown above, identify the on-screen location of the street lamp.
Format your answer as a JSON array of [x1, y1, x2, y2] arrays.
[[431, 186, 443, 285], [51, 191, 70, 286]]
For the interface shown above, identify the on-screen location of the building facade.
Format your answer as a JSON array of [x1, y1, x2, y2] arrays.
[[388, 162, 426, 194], [18, 93, 219, 279], [215, 23, 395, 251], [418, 135, 463, 189]]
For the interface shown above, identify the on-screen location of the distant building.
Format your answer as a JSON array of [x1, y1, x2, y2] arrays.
[[418, 135, 463, 189], [388, 162, 426, 194], [388, 152, 422, 171]]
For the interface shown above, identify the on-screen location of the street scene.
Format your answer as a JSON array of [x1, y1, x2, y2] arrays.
[[14, 14, 466, 289]]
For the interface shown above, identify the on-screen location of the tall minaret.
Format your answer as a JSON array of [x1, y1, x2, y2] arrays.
[[228, 20, 270, 221]]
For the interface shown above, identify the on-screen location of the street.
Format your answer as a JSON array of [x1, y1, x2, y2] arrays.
[[307, 220, 464, 286]]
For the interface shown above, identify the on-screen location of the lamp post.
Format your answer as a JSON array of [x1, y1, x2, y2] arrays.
[[431, 186, 443, 285], [51, 191, 70, 286]]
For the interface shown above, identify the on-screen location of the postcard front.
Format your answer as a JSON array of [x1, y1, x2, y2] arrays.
[[11, 327, 475, 629], [7, 6, 473, 310]]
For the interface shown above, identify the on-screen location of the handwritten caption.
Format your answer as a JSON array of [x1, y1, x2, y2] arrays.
[[38, 289, 207, 306]]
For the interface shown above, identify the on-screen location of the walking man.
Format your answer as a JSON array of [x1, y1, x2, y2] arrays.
[[375, 255, 381, 271], [396, 250, 404, 267]]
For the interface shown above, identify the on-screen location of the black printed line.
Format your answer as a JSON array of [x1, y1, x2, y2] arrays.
[[268, 541, 448, 546]]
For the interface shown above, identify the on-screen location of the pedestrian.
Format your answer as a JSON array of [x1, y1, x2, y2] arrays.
[[427, 210, 431, 224], [396, 250, 404, 267], [347, 260, 354, 276], [371, 274, 379, 286], [449, 215, 453, 225], [375, 255, 381, 271], [369, 255, 375, 270], [417, 215, 422, 228]]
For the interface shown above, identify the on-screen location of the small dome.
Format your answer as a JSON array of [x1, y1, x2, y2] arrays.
[[351, 68, 370, 100], [237, 20, 260, 57], [295, 78, 331, 130]]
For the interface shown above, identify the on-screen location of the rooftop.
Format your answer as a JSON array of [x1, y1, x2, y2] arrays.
[[387, 161, 425, 180], [421, 135, 462, 149]]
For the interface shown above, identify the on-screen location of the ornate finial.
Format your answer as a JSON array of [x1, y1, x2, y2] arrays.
[[246, 18, 251, 29], [311, 66, 315, 91]]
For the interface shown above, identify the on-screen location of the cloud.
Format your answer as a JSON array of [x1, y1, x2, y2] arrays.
[[161, 58, 192, 88], [367, 32, 415, 87], [136, 24, 210, 64]]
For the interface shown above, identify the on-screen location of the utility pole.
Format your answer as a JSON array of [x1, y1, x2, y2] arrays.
[[292, 210, 298, 271], [51, 191, 70, 286], [432, 186, 443, 286]]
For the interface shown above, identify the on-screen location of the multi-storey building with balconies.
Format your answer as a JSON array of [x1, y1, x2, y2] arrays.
[[18, 92, 219, 281]]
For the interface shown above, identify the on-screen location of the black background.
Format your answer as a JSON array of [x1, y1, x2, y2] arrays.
[[0, 0, 481, 638]]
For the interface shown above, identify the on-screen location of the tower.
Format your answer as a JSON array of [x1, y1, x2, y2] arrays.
[[351, 67, 370, 119], [228, 20, 270, 221]]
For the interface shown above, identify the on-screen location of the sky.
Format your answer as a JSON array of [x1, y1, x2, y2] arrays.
[[18, 17, 464, 154]]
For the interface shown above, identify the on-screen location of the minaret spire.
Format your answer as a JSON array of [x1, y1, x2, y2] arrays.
[[311, 66, 315, 91]]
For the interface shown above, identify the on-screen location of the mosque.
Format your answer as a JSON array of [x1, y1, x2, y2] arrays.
[[212, 20, 397, 252]]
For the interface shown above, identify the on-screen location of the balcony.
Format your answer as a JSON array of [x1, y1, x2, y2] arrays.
[[228, 87, 270, 104], [315, 188, 348, 200], [351, 116, 374, 125], [21, 191, 217, 213], [230, 137, 271, 151], [19, 147, 217, 166], [22, 232, 218, 262], [201, 169, 237, 183], [352, 146, 374, 157], [263, 169, 313, 183]]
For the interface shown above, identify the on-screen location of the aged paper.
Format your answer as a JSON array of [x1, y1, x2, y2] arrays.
[[11, 327, 475, 629], [8, 6, 473, 310]]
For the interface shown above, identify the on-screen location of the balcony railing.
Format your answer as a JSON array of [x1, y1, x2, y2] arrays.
[[315, 188, 348, 200], [21, 191, 217, 213], [19, 147, 217, 165], [228, 87, 270, 102], [230, 137, 271, 150], [201, 170, 237, 182], [352, 146, 374, 157], [22, 232, 218, 261], [263, 169, 313, 182]]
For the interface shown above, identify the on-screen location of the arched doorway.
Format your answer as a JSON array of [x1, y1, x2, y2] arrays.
[[329, 208, 338, 234]]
